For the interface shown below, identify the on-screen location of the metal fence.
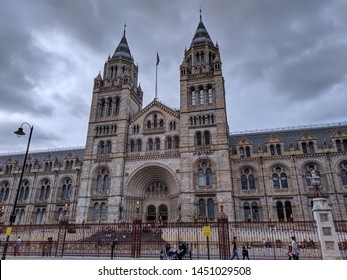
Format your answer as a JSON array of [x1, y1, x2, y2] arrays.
[[1, 219, 346, 260]]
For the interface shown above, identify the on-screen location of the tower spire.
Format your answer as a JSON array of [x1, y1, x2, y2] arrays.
[[200, 7, 202, 22], [123, 21, 126, 36]]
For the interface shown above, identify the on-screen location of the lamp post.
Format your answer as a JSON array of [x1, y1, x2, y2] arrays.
[[2, 122, 33, 260], [311, 170, 322, 197]]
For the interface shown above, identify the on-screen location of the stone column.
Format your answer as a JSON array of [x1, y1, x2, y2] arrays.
[[312, 198, 342, 260]]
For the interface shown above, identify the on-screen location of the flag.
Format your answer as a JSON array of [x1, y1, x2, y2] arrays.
[[156, 52, 160, 66]]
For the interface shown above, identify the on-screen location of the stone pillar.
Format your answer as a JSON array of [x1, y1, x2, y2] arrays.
[[312, 198, 342, 260]]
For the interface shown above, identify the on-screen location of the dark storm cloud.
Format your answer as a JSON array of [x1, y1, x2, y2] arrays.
[[0, 0, 346, 151]]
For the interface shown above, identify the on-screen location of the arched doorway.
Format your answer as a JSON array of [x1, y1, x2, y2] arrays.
[[158, 204, 168, 221]]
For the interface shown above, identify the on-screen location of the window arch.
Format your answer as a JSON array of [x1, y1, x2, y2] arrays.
[[19, 181, 30, 201], [0, 181, 10, 202], [207, 87, 213, 104], [243, 202, 251, 221], [196, 131, 202, 146], [155, 137, 160, 150], [196, 161, 214, 188], [61, 178, 73, 200], [198, 198, 215, 220], [191, 88, 196, 106], [148, 138, 153, 151], [251, 202, 259, 221], [146, 205, 156, 221], [272, 166, 288, 189], [167, 136, 172, 149], [199, 88, 204, 105], [94, 168, 110, 194], [340, 162, 347, 185], [276, 201, 285, 222], [199, 199, 206, 217], [204, 131, 210, 145], [115, 97, 120, 115], [137, 139, 142, 152], [92, 202, 107, 221], [39, 180, 51, 201], [240, 168, 256, 190], [302, 142, 308, 154]]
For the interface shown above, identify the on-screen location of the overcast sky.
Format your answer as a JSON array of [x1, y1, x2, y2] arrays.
[[1, 0, 347, 154]]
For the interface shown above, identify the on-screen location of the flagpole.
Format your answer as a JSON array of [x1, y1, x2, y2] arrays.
[[155, 52, 159, 100]]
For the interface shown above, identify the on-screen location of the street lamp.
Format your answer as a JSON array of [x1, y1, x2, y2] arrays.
[[311, 170, 322, 197], [1, 122, 33, 260]]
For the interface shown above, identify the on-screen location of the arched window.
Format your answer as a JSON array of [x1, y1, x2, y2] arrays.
[[276, 201, 285, 222], [147, 205, 156, 221], [206, 168, 212, 185], [159, 119, 164, 128], [148, 138, 153, 151], [130, 140, 135, 152], [243, 202, 251, 221], [239, 147, 245, 158], [302, 142, 308, 154], [107, 98, 112, 116], [147, 120, 151, 128], [167, 137, 172, 149], [115, 98, 120, 115], [174, 136, 180, 149], [251, 202, 259, 221], [343, 140, 347, 151], [305, 170, 312, 187], [207, 198, 215, 220], [196, 131, 202, 146], [155, 138, 160, 150], [61, 178, 72, 200], [272, 173, 279, 188], [99, 99, 105, 117], [241, 175, 248, 190], [245, 146, 251, 158], [199, 199, 206, 217], [100, 202, 107, 221], [341, 169, 347, 185], [153, 114, 158, 128], [276, 144, 281, 155], [285, 201, 293, 221], [249, 174, 255, 189], [207, 88, 213, 104], [159, 204, 168, 221], [95, 169, 109, 194], [308, 142, 314, 154], [106, 140, 112, 153], [280, 173, 288, 188], [137, 139, 142, 151], [198, 169, 205, 187], [336, 140, 342, 151], [191, 89, 196, 106], [273, 167, 289, 189], [199, 88, 204, 105], [270, 145, 275, 156], [93, 202, 100, 221], [204, 131, 210, 145]]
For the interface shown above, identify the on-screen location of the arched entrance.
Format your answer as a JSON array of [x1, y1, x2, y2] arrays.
[[125, 164, 180, 221]]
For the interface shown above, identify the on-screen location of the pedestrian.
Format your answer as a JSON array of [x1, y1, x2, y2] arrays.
[[291, 236, 300, 260], [230, 236, 239, 260], [242, 243, 250, 260], [14, 236, 22, 256], [176, 241, 187, 260], [287, 242, 292, 260]]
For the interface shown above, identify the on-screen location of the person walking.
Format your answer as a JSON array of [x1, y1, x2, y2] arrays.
[[291, 236, 300, 260], [241, 243, 250, 260], [230, 236, 239, 260], [14, 236, 22, 256]]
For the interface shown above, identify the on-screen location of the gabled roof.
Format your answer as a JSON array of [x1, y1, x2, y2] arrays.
[[131, 99, 180, 122]]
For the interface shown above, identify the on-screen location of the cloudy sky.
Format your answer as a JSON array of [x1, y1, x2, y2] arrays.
[[1, 0, 347, 154]]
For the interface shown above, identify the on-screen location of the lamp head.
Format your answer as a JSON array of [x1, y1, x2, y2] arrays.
[[14, 127, 25, 137]]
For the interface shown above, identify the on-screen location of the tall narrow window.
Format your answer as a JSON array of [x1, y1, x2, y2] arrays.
[[272, 173, 279, 188], [204, 131, 210, 145], [174, 136, 180, 149], [137, 139, 142, 152], [276, 201, 285, 222], [270, 145, 275, 156], [249, 174, 255, 189], [115, 98, 120, 115], [206, 168, 212, 185], [198, 169, 205, 187], [243, 202, 251, 221], [208, 88, 213, 104], [302, 142, 308, 154], [240, 147, 245, 158], [191, 89, 196, 106], [336, 140, 342, 151], [167, 137, 172, 149], [308, 142, 314, 154], [245, 146, 251, 157], [341, 169, 347, 185], [241, 175, 248, 190], [155, 138, 160, 150], [285, 201, 293, 221], [196, 131, 202, 146], [199, 89, 204, 105], [280, 173, 288, 188], [207, 198, 215, 220], [343, 140, 347, 151], [251, 202, 259, 221], [199, 199, 206, 217], [276, 144, 281, 155], [148, 138, 153, 150], [153, 115, 158, 128]]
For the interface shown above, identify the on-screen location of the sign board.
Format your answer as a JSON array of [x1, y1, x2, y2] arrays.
[[202, 225, 211, 236], [6, 226, 12, 236]]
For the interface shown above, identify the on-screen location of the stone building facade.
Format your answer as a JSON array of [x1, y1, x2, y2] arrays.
[[0, 17, 347, 225]]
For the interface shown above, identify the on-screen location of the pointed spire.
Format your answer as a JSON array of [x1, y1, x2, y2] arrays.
[[190, 9, 214, 47], [112, 24, 133, 62]]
